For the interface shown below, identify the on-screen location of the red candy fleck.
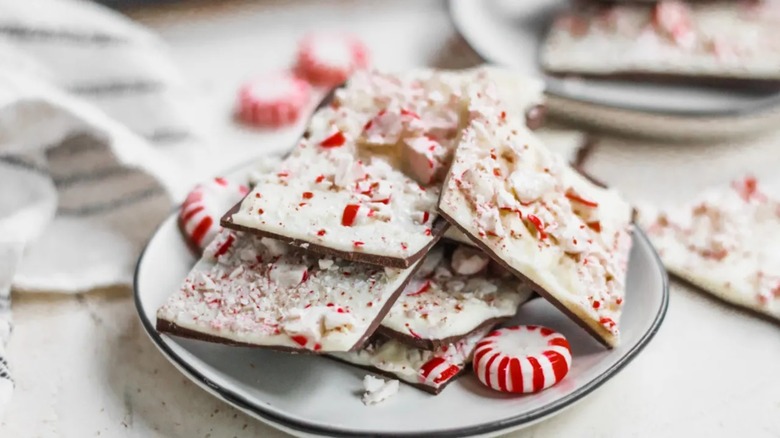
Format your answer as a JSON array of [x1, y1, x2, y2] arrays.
[[424, 228, 432, 236], [565, 190, 599, 207], [732, 176, 766, 202], [702, 248, 728, 261], [214, 177, 228, 186], [353, 241, 364, 247], [422, 211, 430, 224], [401, 242, 408, 250], [313, 343, 322, 351], [599, 317, 616, 328], [493, 168, 502, 177], [400, 108, 420, 119], [527, 214, 547, 239], [407, 327, 422, 339], [407, 280, 431, 297], [302, 191, 314, 199], [320, 131, 346, 148], [213, 234, 235, 258], [592, 300, 601, 309], [315, 175, 325, 183], [317, 229, 326, 236], [257, 208, 264, 215], [291, 335, 307, 347], [255, 192, 262, 198], [341, 204, 360, 226], [587, 221, 602, 233]]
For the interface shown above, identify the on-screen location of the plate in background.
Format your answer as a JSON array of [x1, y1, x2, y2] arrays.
[[133, 160, 669, 437], [449, 0, 780, 138]]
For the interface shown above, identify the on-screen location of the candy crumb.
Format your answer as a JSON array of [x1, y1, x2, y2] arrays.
[[361, 375, 399, 406]]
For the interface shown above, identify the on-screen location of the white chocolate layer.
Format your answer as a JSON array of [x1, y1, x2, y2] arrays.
[[439, 88, 633, 347], [542, 1, 780, 81], [381, 246, 533, 341], [331, 326, 491, 392], [639, 177, 780, 321], [443, 128, 589, 246], [228, 69, 543, 264], [156, 230, 416, 352]]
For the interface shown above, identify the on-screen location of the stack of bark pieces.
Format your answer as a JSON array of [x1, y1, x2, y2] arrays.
[[156, 67, 634, 394]]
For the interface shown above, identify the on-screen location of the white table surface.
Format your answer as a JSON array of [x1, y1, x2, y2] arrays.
[[1, 1, 779, 437]]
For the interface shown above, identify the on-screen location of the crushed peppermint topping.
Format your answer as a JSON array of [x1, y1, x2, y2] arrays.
[[225, 68, 544, 264], [639, 176, 779, 320], [156, 230, 417, 352], [381, 246, 533, 342], [542, 1, 780, 82], [331, 326, 492, 391], [439, 88, 633, 346], [320, 130, 347, 148]]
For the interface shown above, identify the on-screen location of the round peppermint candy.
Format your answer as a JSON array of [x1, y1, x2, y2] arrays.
[[473, 325, 572, 394], [236, 72, 311, 128], [179, 177, 249, 253], [294, 33, 369, 87]]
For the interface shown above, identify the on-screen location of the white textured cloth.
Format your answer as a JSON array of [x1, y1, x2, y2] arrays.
[[0, 0, 223, 416]]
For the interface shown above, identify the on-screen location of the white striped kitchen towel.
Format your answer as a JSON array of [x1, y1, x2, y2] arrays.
[[0, 0, 218, 416]]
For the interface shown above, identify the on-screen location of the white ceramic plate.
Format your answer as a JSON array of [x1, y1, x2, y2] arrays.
[[449, 0, 780, 137], [133, 163, 669, 437]]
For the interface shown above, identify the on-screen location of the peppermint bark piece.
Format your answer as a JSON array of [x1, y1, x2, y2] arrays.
[[443, 128, 593, 246], [639, 177, 780, 322], [542, 1, 780, 85], [378, 245, 534, 349], [439, 92, 633, 348], [330, 326, 492, 395], [156, 230, 419, 352], [223, 69, 544, 268]]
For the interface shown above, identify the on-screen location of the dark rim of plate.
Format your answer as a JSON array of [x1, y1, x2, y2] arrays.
[[447, 0, 780, 118], [133, 210, 670, 437]]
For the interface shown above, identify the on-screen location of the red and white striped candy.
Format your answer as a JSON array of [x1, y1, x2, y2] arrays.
[[473, 325, 572, 394], [236, 72, 311, 128], [419, 356, 463, 388], [294, 33, 369, 87], [179, 177, 249, 252]]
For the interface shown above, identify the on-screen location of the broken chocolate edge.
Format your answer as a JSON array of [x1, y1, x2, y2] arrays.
[[670, 271, 780, 327], [345, 254, 430, 352], [436, 207, 617, 349], [156, 319, 316, 354], [545, 70, 780, 91], [324, 355, 454, 395], [155, 239, 430, 354], [220, 201, 450, 269], [376, 315, 511, 350]]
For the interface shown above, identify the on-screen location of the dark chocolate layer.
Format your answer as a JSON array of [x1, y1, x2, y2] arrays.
[[437, 208, 618, 349], [221, 203, 449, 269]]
